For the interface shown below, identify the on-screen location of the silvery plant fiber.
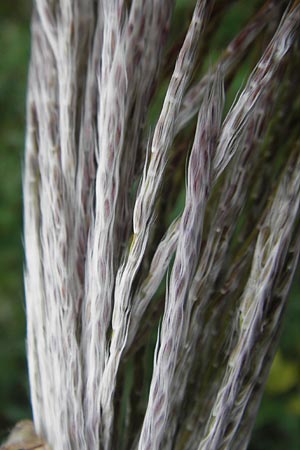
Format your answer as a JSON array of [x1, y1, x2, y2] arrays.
[[23, 1, 300, 449]]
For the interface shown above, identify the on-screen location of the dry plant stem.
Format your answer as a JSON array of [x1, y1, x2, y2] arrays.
[[0, 421, 51, 450]]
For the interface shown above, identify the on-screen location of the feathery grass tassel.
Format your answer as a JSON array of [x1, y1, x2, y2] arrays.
[[21, 1, 300, 449]]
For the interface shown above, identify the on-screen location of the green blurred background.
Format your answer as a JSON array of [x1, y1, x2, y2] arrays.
[[0, 0, 299, 447]]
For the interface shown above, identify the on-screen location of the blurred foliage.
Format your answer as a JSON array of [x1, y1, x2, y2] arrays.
[[249, 278, 300, 450], [0, 0, 32, 441], [0, 0, 299, 447]]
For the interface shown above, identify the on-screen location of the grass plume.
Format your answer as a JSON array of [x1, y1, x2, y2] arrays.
[[23, 1, 300, 449]]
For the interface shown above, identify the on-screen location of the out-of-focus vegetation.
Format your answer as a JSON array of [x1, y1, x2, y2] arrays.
[[0, 0, 299, 447], [0, 0, 31, 441]]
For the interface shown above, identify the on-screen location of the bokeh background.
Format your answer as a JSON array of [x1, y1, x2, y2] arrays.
[[0, 1, 299, 448]]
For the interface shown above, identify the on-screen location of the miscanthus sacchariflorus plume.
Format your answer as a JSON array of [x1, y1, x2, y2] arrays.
[[21, 1, 300, 449]]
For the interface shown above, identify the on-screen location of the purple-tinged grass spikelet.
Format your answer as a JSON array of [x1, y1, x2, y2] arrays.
[[214, 3, 300, 179], [22, 2, 300, 449], [198, 150, 300, 450], [138, 70, 224, 450]]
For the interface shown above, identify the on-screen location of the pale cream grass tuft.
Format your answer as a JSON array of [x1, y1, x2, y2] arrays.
[[23, 1, 300, 449]]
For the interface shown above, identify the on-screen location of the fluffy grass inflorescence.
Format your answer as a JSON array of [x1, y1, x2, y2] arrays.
[[23, 1, 300, 449]]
